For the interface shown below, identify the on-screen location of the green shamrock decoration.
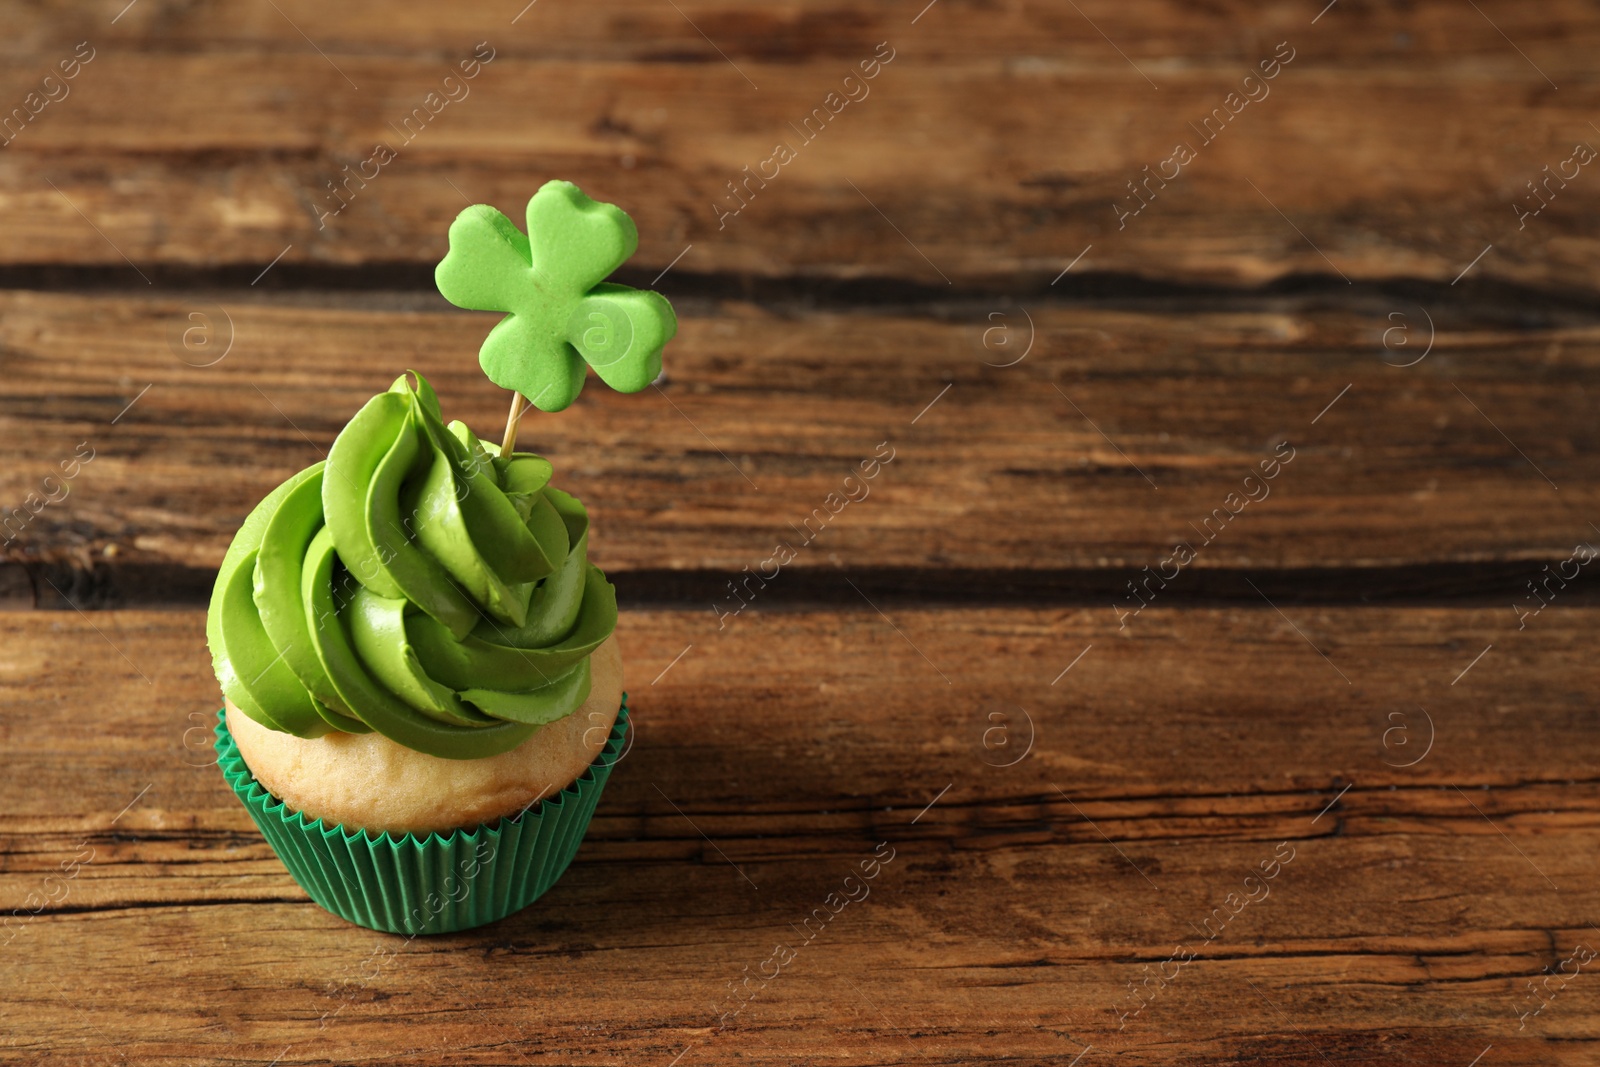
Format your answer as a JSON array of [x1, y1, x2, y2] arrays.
[[435, 180, 676, 412]]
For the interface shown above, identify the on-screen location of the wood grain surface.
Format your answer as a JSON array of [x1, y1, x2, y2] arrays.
[[0, 1, 1596, 292], [2, 289, 1597, 607], [3, 607, 1598, 1065], [3, 0, 1598, 1064]]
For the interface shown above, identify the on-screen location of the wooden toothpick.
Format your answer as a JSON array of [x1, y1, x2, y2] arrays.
[[501, 391, 527, 455]]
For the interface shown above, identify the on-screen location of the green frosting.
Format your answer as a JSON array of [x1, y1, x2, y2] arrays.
[[206, 372, 618, 760]]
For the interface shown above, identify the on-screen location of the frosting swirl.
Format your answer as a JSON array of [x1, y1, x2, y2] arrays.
[[207, 373, 618, 760]]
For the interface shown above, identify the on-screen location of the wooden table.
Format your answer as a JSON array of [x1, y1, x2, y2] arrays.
[[3, 2, 1599, 1063]]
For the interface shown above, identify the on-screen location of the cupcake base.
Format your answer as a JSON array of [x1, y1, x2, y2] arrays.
[[214, 697, 628, 935]]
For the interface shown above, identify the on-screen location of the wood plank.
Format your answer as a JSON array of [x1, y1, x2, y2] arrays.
[[2, 606, 1598, 1064], [10, 0, 1597, 64], [1, 2, 1598, 289], [2, 290, 1598, 600]]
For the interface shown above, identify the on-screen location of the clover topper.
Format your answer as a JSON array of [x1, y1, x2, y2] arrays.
[[435, 180, 677, 453]]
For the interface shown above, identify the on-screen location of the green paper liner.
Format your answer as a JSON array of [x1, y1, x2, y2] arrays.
[[213, 696, 628, 935]]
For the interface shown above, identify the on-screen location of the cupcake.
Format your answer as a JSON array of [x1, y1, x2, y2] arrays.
[[208, 181, 676, 934]]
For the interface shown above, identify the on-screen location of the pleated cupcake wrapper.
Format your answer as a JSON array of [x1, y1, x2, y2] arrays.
[[213, 696, 628, 936]]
